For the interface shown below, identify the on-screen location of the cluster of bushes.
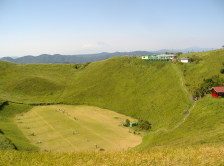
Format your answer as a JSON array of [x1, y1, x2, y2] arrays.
[[123, 119, 151, 130], [194, 75, 224, 97], [138, 119, 151, 130]]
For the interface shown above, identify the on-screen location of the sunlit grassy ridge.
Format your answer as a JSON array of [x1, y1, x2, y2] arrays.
[[178, 49, 224, 94]]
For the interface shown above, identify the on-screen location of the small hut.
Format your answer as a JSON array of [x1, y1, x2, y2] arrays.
[[211, 86, 224, 97], [130, 122, 138, 127]]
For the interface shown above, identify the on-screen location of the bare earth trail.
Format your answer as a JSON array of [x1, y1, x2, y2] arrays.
[[145, 64, 197, 135]]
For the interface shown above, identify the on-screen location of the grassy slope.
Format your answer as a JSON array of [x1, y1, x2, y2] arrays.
[[0, 58, 190, 131], [178, 49, 224, 94], [139, 96, 224, 148], [60, 58, 191, 130], [0, 99, 17, 150], [0, 50, 224, 165], [0, 50, 224, 153], [0, 133, 15, 150], [0, 103, 38, 151], [0, 61, 74, 103], [137, 49, 224, 148], [0, 58, 190, 150]]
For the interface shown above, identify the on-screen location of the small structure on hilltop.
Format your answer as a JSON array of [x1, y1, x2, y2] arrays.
[[180, 58, 190, 63], [142, 54, 177, 61], [211, 86, 224, 97]]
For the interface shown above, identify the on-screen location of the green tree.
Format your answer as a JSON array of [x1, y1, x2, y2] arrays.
[[125, 119, 130, 127], [138, 119, 151, 130]]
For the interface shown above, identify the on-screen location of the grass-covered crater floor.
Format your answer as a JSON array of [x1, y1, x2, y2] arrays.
[[15, 105, 141, 152]]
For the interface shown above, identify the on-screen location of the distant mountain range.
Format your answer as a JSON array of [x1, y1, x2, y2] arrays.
[[0, 47, 215, 64]]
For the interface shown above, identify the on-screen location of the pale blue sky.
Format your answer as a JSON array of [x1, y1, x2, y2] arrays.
[[0, 0, 223, 57]]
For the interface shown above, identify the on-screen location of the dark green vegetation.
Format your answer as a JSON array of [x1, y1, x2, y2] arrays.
[[138, 119, 151, 130], [0, 49, 224, 165]]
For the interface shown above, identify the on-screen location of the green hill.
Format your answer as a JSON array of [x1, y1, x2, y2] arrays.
[[0, 49, 224, 165], [178, 49, 224, 96], [139, 96, 224, 148], [0, 57, 190, 131]]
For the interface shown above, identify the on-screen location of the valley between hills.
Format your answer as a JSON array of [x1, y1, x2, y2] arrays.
[[0, 49, 224, 165]]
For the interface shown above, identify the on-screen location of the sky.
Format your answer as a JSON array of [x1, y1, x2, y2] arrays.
[[0, 0, 223, 57]]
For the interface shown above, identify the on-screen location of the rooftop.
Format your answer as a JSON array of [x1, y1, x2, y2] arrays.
[[212, 86, 224, 92]]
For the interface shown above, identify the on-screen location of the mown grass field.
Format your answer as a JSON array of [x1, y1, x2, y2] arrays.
[[15, 105, 141, 152]]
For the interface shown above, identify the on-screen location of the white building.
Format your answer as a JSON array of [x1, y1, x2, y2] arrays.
[[180, 58, 190, 63]]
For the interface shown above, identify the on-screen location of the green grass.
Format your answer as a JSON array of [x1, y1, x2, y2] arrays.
[[0, 57, 190, 134], [15, 105, 141, 152], [1, 50, 224, 164], [0, 103, 39, 151], [0, 50, 224, 154], [178, 49, 224, 94], [0, 133, 15, 150], [138, 96, 224, 148], [0, 146, 223, 166]]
